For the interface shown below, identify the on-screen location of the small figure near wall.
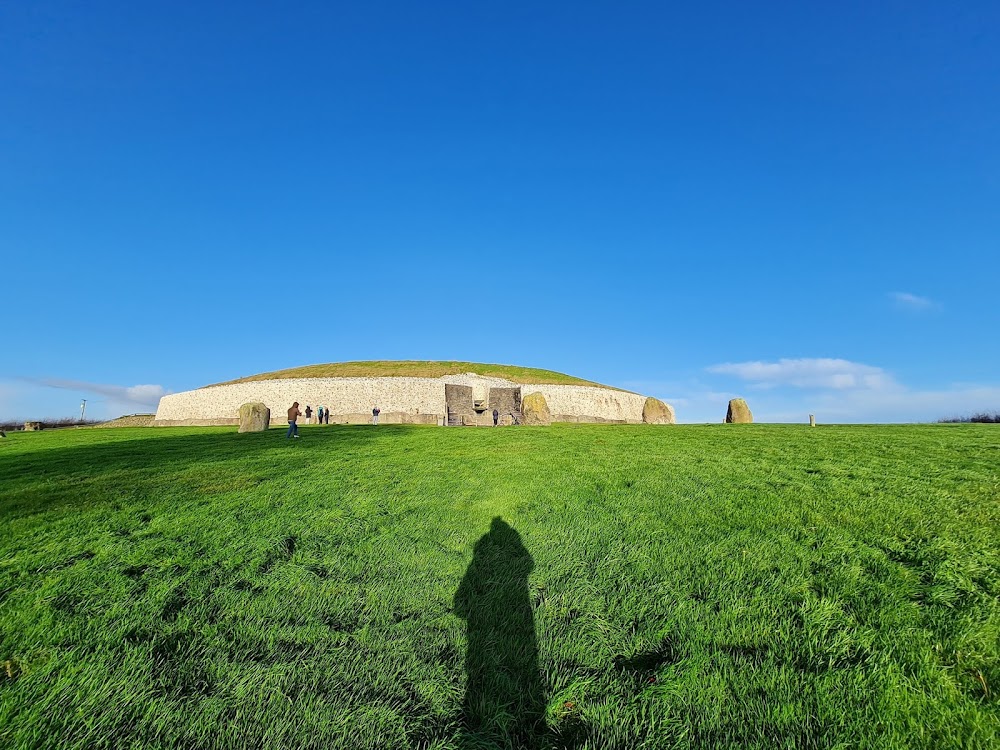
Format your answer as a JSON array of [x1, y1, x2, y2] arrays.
[[493, 408, 499, 427], [372, 406, 380, 425], [317, 406, 323, 424], [305, 405, 313, 424]]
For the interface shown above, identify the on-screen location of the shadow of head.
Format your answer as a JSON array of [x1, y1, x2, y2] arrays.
[[468, 515, 532, 573]]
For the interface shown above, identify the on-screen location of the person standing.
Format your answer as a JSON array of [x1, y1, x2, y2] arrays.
[[286, 402, 302, 439], [372, 406, 380, 425], [325, 407, 330, 425], [493, 408, 499, 427], [317, 405, 323, 425], [305, 405, 313, 424]]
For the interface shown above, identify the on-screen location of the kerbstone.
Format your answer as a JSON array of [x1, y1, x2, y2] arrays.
[[642, 397, 675, 425], [238, 402, 270, 433], [521, 392, 552, 426]]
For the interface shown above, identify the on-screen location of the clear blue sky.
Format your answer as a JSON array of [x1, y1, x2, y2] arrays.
[[2, 1, 998, 422]]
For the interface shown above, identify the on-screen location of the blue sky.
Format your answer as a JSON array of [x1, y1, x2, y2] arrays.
[[2, 1, 998, 423]]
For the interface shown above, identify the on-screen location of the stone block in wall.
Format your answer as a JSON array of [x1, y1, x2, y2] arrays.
[[488, 387, 521, 417], [445, 384, 475, 419]]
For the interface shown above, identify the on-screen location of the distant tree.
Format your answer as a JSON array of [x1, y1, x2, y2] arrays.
[[938, 412, 1000, 423]]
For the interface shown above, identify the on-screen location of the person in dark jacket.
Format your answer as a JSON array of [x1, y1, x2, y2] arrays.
[[305, 405, 313, 423], [493, 408, 499, 426], [324, 407, 330, 425], [286, 402, 301, 439]]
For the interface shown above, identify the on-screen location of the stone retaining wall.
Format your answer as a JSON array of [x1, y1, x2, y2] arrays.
[[154, 377, 445, 426], [518, 385, 647, 424], [153, 374, 656, 426]]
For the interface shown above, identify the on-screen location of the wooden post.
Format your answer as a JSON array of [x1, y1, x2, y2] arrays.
[[809, 414, 816, 427]]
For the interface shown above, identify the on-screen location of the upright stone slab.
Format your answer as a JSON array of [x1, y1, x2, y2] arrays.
[[488, 387, 521, 417], [445, 384, 475, 424], [725, 398, 753, 424], [521, 392, 552, 426], [238, 402, 270, 433], [642, 397, 676, 425]]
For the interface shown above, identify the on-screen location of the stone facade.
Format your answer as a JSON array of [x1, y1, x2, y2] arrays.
[[153, 373, 670, 427], [488, 387, 521, 418], [514, 384, 648, 424]]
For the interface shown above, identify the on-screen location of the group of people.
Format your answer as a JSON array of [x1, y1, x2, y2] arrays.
[[285, 402, 382, 438], [299, 404, 331, 425], [491, 409, 519, 426], [284, 402, 512, 438]]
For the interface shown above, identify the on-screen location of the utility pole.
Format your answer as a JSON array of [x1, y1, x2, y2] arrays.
[[80, 399, 87, 423]]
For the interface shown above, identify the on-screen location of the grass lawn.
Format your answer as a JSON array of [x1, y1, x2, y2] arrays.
[[1, 424, 998, 749]]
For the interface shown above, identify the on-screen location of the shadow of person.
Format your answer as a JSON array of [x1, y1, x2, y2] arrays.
[[455, 517, 545, 748]]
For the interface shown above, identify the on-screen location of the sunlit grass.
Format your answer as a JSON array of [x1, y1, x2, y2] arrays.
[[0, 424, 997, 748]]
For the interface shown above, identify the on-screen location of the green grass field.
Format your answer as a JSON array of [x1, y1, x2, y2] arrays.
[[1, 425, 998, 749]]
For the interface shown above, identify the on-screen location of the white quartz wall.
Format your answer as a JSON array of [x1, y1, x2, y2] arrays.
[[518, 385, 647, 423], [153, 374, 653, 424], [155, 377, 447, 422]]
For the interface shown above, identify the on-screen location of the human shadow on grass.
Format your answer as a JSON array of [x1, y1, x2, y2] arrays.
[[454, 517, 550, 749]]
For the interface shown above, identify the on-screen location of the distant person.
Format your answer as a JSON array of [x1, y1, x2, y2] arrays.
[[317, 406, 323, 424], [305, 405, 313, 424], [286, 402, 302, 439], [372, 406, 380, 425], [325, 407, 331, 425], [493, 408, 499, 427]]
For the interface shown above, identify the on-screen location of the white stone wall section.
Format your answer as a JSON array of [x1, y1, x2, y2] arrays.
[[155, 377, 446, 424], [519, 385, 647, 423], [153, 373, 663, 426]]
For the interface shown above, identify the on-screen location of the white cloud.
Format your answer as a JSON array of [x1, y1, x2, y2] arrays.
[[29, 378, 168, 410], [890, 291, 937, 311], [706, 358, 895, 390], [690, 356, 1000, 422], [801, 383, 1000, 423]]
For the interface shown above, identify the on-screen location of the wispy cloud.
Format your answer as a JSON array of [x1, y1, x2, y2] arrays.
[[890, 291, 937, 311], [706, 358, 894, 390], [28, 378, 168, 409]]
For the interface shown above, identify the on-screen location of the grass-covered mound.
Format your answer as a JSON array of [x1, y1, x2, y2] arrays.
[[211, 360, 621, 389], [1, 425, 998, 748]]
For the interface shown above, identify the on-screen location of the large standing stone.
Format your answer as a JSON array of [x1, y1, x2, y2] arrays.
[[642, 397, 676, 425], [521, 392, 552, 426], [238, 402, 270, 433], [725, 398, 753, 424]]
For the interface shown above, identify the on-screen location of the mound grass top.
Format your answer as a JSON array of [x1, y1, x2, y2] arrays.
[[209, 360, 622, 389]]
